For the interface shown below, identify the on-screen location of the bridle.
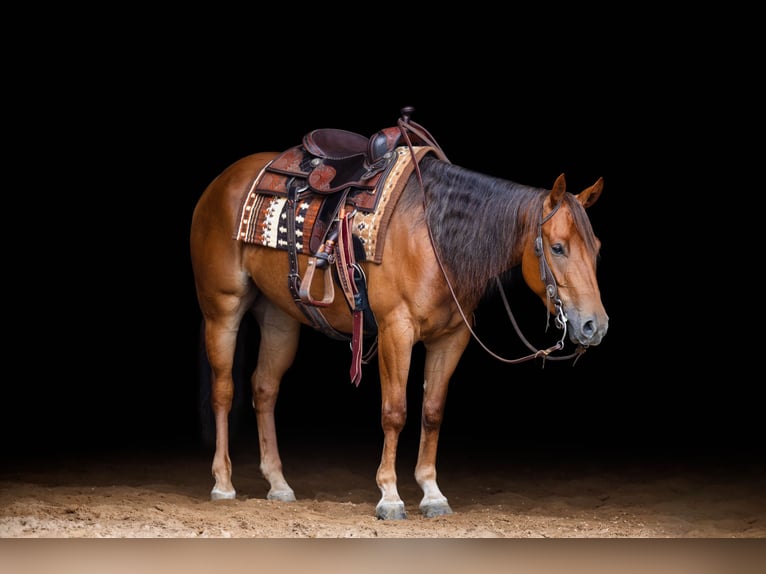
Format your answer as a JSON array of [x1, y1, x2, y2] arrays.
[[491, 199, 588, 365], [469, 199, 587, 365], [534, 198, 569, 335], [458, 198, 586, 366], [396, 108, 586, 366]]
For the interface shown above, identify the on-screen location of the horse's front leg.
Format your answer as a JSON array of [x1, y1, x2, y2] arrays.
[[374, 327, 415, 520], [416, 327, 472, 517], [252, 302, 301, 502]]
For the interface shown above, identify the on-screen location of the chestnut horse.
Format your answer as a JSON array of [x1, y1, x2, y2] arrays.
[[190, 117, 608, 520]]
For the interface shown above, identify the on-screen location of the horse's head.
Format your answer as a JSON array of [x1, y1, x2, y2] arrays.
[[521, 174, 609, 347]]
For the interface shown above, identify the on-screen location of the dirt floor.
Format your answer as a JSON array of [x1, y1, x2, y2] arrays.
[[1, 439, 765, 539]]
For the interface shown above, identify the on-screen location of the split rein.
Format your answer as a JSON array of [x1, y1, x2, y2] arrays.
[[397, 113, 586, 366]]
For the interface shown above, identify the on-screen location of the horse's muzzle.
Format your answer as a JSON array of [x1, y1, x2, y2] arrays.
[[569, 314, 609, 347]]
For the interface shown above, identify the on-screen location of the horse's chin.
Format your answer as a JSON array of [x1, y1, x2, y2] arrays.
[[569, 334, 602, 347]]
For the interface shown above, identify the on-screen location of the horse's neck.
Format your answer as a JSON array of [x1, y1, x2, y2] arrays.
[[414, 160, 544, 302]]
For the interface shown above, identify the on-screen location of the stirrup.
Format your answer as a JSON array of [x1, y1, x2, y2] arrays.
[[299, 256, 335, 307]]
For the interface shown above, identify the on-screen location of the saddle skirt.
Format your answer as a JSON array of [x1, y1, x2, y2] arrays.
[[234, 145, 434, 264]]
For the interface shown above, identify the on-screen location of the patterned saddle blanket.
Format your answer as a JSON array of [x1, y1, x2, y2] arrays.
[[234, 145, 434, 263]]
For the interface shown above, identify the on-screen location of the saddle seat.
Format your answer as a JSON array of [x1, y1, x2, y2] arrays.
[[303, 127, 404, 165]]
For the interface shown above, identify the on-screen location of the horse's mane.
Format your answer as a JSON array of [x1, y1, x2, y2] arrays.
[[398, 155, 598, 305]]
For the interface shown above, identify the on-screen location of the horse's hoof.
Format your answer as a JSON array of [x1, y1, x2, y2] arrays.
[[376, 501, 407, 520], [267, 488, 296, 502], [420, 501, 453, 518], [210, 487, 236, 501]]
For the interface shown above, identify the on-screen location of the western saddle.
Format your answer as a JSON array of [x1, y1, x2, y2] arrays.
[[262, 107, 448, 385]]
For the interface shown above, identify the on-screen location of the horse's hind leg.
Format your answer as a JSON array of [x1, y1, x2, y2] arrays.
[[251, 300, 301, 502], [203, 311, 247, 501]]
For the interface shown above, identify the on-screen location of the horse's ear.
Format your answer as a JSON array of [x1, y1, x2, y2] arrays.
[[576, 177, 604, 208], [549, 173, 567, 205]]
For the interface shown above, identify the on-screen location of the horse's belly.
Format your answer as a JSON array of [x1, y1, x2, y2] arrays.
[[245, 245, 357, 332]]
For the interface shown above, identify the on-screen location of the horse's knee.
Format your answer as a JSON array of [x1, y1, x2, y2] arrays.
[[421, 401, 444, 431], [381, 404, 407, 431]]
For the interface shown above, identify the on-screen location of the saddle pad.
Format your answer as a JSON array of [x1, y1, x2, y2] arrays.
[[235, 146, 433, 263]]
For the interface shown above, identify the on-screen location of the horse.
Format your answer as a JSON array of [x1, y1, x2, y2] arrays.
[[190, 110, 609, 520]]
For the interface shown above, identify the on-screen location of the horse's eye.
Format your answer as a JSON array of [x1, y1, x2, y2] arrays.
[[551, 243, 565, 256]]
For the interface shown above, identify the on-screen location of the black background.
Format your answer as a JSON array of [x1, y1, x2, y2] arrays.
[[4, 14, 758, 473]]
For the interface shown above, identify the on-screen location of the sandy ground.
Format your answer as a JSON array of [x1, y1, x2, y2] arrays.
[[1, 440, 765, 539]]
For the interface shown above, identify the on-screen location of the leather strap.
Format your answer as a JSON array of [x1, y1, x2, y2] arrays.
[[285, 178, 349, 341], [335, 208, 364, 386]]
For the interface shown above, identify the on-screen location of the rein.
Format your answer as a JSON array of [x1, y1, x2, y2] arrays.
[[440, 202, 585, 366], [397, 110, 586, 365]]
